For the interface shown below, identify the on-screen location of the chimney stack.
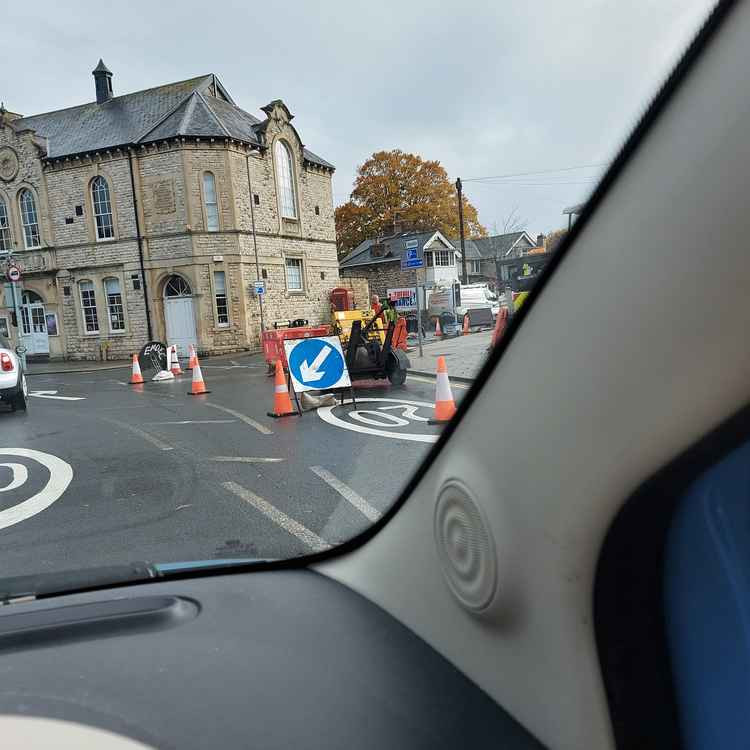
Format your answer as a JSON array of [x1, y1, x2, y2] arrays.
[[92, 59, 113, 104]]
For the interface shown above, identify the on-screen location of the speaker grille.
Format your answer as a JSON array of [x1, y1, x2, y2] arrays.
[[434, 481, 497, 612]]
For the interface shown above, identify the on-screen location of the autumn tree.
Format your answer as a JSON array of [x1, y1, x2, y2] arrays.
[[545, 228, 567, 253], [335, 150, 486, 258]]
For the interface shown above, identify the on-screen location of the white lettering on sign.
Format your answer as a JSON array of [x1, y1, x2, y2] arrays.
[[387, 287, 417, 311], [317, 397, 438, 443]]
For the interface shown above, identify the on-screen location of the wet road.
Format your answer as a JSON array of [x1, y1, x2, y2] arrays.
[[0, 354, 468, 577]]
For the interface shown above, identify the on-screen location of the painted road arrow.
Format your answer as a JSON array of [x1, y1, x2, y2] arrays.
[[29, 390, 86, 401], [299, 344, 331, 382]]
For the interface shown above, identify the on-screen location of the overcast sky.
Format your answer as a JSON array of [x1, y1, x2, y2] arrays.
[[4, 0, 714, 237]]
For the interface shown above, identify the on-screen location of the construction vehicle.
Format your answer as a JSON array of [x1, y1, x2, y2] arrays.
[[343, 304, 410, 385]]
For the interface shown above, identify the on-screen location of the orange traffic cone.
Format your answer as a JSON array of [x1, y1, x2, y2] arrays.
[[129, 353, 144, 384], [187, 344, 198, 371], [435, 317, 442, 337], [428, 356, 457, 424], [170, 345, 183, 376], [462, 314, 470, 335], [267, 360, 299, 418], [491, 307, 509, 347], [187, 353, 210, 395]]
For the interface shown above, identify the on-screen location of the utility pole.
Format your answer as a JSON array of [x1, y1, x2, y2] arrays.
[[456, 177, 467, 284]]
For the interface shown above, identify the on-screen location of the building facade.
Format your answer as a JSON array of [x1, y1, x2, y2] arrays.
[[0, 62, 339, 359], [338, 229, 459, 300]]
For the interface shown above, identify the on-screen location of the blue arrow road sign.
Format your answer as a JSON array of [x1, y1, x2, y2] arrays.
[[285, 336, 351, 392]]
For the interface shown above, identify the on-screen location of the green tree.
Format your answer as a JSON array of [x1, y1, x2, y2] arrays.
[[335, 149, 486, 258]]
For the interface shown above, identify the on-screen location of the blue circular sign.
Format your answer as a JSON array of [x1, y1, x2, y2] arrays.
[[288, 338, 345, 390]]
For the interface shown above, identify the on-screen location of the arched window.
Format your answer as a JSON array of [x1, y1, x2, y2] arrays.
[[91, 176, 114, 240], [164, 275, 192, 297], [19, 189, 40, 249], [202, 172, 219, 232], [274, 141, 297, 219], [79, 280, 99, 333], [0, 196, 11, 253]]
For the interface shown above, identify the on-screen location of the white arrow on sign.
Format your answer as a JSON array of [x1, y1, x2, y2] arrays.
[[300, 344, 331, 383], [29, 390, 86, 401]]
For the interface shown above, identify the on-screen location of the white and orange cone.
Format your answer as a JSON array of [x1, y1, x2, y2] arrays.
[[267, 360, 299, 418], [187, 353, 210, 395], [428, 356, 457, 424], [129, 353, 144, 384], [187, 344, 198, 371], [170, 345, 183, 376], [435, 317, 442, 337]]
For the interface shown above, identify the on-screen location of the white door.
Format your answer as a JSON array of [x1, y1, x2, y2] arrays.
[[20, 296, 49, 355], [165, 298, 197, 357]]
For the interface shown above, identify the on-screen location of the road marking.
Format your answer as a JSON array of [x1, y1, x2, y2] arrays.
[[212, 456, 284, 463], [408, 374, 471, 389], [0, 449, 73, 531], [309, 466, 381, 522], [317, 398, 439, 443], [29, 390, 86, 401], [222, 481, 331, 552], [0, 463, 28, 493], [204, 402, 272, 435], [147, 419, 236, 425], [101, 417, 173, 451]]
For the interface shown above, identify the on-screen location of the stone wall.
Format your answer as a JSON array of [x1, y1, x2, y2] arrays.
[[337, 276, 370, 308], [340, 262, 419, 301]]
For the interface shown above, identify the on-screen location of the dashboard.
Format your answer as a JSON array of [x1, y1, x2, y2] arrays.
[[0, 569, 542, 749]]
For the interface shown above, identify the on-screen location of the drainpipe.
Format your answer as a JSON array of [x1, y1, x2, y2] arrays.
[[245, 150, 265, 333], [127, 149, 153, 340]]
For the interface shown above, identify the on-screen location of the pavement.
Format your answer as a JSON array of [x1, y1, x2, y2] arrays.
[[407, 330, 494, 380], [0, 352, 470, 578]]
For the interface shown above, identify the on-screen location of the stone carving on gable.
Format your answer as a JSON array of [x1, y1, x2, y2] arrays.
[[0, 146, 19, 182]]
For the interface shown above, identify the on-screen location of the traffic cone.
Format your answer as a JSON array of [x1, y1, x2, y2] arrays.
[[187, 353, 210, 395], [170, 345, 183, 376], [435, 317, 442, 337], [129, 353, 144, 384], [428, 356, 457, 424], [267, 359, 299, 418], [491, 307, 509, 347], [187, 344, 198, 371], [462, 314, 470, 335]]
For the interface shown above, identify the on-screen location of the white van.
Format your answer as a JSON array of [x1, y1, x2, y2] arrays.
[[427, 283, 499, 319]]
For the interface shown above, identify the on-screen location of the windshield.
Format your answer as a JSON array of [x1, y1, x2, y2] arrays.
[[0, 1, 712, 587]]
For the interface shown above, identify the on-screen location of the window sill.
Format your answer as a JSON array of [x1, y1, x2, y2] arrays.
[[96, 237, 116, 244], [83, 331, 100, 336], [287, 289, 305, 295], [107, 331, 127, 336]]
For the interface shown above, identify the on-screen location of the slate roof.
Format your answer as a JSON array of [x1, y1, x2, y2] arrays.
[[452, 232, 532, 259], [339, 230, 454, 268], [13, 73, 333, 169]]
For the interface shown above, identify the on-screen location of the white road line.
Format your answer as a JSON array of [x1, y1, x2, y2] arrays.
[[101, 417, 174, 451], [147, 419, 236, 425], [0, 449, 73, 531], [222, 481, 331, 552], [408, 374, 471, 389], [0, 463, 28, 493], [309, 466, 382, 522], [204, 402, 272, 435], [212, 456, 284, 463]]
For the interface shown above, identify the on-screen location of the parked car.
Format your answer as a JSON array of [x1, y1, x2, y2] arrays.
[[0, 336, 28, 411]]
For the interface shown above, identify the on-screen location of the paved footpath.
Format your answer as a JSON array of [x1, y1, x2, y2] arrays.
[[0, 353, 471, 578], [407, 330, 493, 380]]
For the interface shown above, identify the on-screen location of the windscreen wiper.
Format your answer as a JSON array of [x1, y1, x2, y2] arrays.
[[0, 562, 161, 605]]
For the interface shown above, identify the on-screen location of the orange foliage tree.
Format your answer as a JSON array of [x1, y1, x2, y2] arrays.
[[335, 150, 486, 258]]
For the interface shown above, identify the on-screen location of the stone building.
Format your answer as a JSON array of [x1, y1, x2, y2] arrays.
[[0, 61, 339, 360], [339, 229, 459, 301]]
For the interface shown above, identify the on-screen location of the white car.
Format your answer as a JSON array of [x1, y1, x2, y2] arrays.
[[0, 336, 28, 411]]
